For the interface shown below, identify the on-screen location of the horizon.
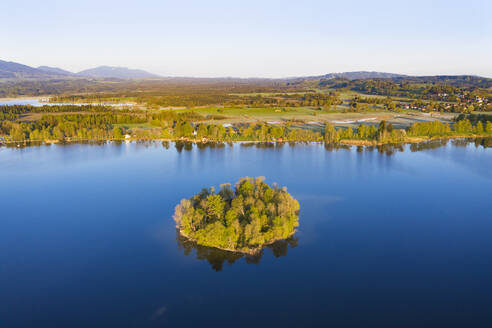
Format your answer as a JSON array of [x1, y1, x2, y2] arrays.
[[2, 0, 491, 78], [3, 59, 492, 80]]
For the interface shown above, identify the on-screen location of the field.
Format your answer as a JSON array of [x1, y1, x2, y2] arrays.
[[172, 105, 457, 129], [3, 94, 461, 131]]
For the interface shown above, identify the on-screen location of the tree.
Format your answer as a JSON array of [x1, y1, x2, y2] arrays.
[[476, 121, 484, 134], [486, 121, 492, 134], [182, 122, 194, 137], [454, 119, 473, 134], [113, 127, 123, 139], [219, 183, 234, 201], [9, 125, 26, 142], [53, 126, 65, 141], [206, 194, 225, 221], [357, 124, 367, 139], [377, 120, 390, 142], [197, 124, 208, 138], [324, 123, 338, 143]]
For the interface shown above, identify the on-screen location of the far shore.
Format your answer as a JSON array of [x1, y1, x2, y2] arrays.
[[0, 135, 490, 147], [0, 96, 43, 102]]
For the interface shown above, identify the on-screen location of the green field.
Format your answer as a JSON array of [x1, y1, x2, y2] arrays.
[[169, 106, 457, 129]]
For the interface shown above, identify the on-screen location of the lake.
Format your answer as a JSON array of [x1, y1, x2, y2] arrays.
[[1, 141, 491, 327]]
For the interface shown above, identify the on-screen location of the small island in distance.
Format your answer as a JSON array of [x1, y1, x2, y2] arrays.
[[173, 177, 300, 254]]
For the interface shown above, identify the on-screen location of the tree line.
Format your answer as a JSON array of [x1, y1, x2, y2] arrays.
[[2, 106, 491, 144]]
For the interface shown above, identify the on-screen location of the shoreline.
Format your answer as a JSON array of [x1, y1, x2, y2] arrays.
[[178, 228, 297, 255], [0, 96, 132, 105], [1, 135, 490, 147], [0, 96, 42, 102]]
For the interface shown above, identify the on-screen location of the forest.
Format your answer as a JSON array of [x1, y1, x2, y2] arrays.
[[173, 177, 300, 254]]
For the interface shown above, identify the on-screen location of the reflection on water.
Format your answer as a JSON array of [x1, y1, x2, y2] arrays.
[[4, 138, 492, 152], [0, 140, 113, 148], [176, 231, 299, 271], [470, 137, 492, 148], [410, 139, 449, 152]]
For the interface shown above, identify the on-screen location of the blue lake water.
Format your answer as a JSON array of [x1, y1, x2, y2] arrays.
[[1, 141, 491, 327]]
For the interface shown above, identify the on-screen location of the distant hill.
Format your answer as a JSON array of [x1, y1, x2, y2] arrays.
[[289, 71, 407, 82], [324, 71, 407, 79], [37, 66, 75, 76], [1, 59, 489, 87], [0, 60, 159, 80], [0, 60, 56, 79], [77, 66, 159, 79], [392, 75, 492, 88]]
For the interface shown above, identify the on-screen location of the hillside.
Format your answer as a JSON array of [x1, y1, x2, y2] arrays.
[[37, 66, 75, 76], [288, 71, 407, 82], [76, 66, 159, 79], [0, 60, 55, 79], [0, 60, 160, 80]]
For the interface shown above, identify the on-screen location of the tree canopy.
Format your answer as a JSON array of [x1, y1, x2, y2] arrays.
[[173, 177, 300, 254]]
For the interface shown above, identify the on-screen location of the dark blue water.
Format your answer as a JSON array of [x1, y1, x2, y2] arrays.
[[1, 141, 491, 327]]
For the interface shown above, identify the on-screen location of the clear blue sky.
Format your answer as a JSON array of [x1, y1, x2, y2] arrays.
[[1, 0, 491, 77]]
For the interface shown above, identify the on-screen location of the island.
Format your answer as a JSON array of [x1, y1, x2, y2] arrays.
[[173, 177, 300, 254]]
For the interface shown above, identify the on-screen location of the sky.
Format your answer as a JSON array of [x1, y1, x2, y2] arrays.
[[1, 0, 491, 78]]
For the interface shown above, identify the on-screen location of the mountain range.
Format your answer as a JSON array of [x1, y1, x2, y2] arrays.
[[0, 60, 159, 79], [0, 59, 487, 82], [37, 66, 75, 76], [308, 71, 406, 80], [0, 60, 55, 79], [0, 60, 410, 81], [77, 66, 159, 79]]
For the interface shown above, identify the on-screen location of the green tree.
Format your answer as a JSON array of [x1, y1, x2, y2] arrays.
[[53, 126, 65, 141], [113, 127, 123, 139], [197, 124, 208, 138], [9, 125, 26, 142], [324, 123, 337, 143], [476, 121, 484, 134], [206, 194, 225, 221], [486, 121, 492, 134]]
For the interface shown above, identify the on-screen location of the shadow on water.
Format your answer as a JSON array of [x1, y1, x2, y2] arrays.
[[176, 231, 299, 271]]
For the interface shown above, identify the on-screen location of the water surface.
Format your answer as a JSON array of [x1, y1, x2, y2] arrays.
[[1, 141, 491, 327]]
